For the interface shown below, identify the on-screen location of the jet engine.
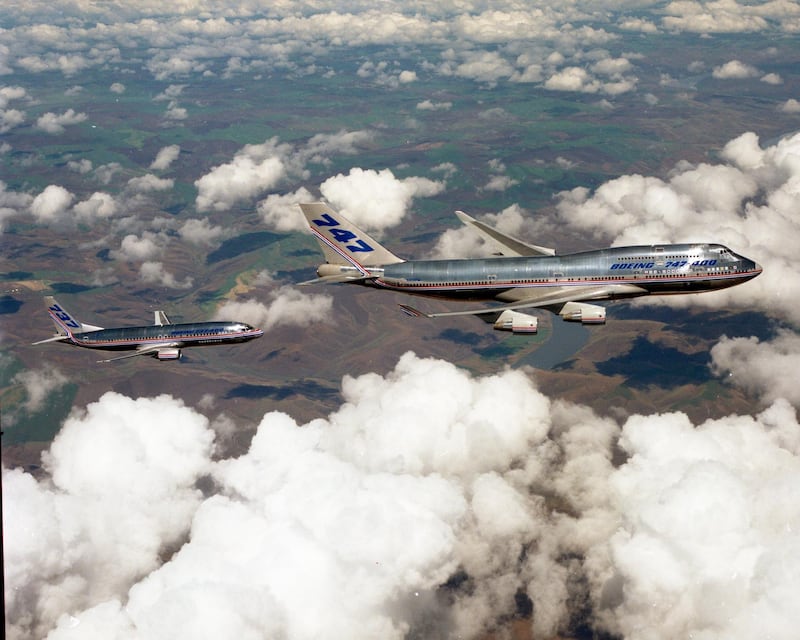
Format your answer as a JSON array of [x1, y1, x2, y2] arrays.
[[559, 302, 606, 324], [493, 309, 538, 333], [155, 348, 182, 360]]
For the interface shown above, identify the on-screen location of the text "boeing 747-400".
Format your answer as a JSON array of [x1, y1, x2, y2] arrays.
[[33, 296, 263, 362], [299, 203, 762, 334]]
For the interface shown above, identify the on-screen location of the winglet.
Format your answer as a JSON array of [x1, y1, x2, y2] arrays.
[[455, 210, 555, 257]]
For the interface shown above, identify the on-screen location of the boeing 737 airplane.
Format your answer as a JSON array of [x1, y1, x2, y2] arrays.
[[33, 296, 263, 361], [299, 203, 762, 333]]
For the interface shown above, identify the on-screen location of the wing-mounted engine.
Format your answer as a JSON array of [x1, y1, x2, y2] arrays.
[[155, 348, 182, 360], [493, 309, 539, 334], [558, 301, 606, 324]]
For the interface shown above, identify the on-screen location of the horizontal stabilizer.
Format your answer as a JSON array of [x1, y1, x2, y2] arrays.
[[32, 335, 70, 345], [455, 210, 555, 257], [298, 274, 375, 285]]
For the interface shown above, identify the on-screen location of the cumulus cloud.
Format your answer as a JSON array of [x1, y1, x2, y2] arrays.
[[213, 286, 333, 330], [35, 108, 88, 134], [256, 187, 315, 232], [0, 107, 25, 133], [178, 217, 227, 247], [126, 174, 174, 192], [554, 131, 800, 324], [12, 368, 68, 413], [73, 192, 117, 223], [194, 140, 288, 212], [110, 232, 166, 262], [8, 349, 800, 640], [588, 400, 800, 639], [0, 180, 34, 231], [4, 393, 214, 639], [778, 98, 800, 113], [712, 60, 760, 79], [319, 167, 445, 233], [150, 144, 181, 171], [30, 185, 74, 223], [544, 66, 601, 93], [139, 261, 194, 289], [710, 330, 800, 406], [417, 99, 452, 111]]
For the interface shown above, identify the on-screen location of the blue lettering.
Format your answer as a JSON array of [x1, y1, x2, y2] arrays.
[[346, 239, 374, 252], [331, 228, 357, 243], [311, 213, 374, 253], [312, 213, 339, 227], [49, 304, 80, 329]]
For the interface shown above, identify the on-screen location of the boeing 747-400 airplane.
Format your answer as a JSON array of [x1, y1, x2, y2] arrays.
[[33, 296, 263, 361], [299, 203, 761, 334]]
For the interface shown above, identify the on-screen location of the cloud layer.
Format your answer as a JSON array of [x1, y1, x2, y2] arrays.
[[6, 348, 800, 640]]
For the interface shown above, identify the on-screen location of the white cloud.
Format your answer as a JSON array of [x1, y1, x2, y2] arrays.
[[4, 392, 214, 639], [545, 66, 601, 93], [9, 348, 800, 640], [483, 174, 518, 191], [417, 99, 452, 111], [30, 184, 74, 223], [710, 330, 800, 406], [213, 286, 333, 330], [712, 60, 760, 79], [760, 72, 782, 84], [0, 108, 25, 133], [150, 145, 180, 171], [12, 368, 68, 413], [73, 192, 117, 223], [257, 187, 315, 232], [139, 261, 194, 289], [126, 174, 174, 192], [778, 98, 800, 113], [110, 232, 166, 262], [589, 400, 800, 639], [35, 108, 88, 134], [194, 140, 287, 212], [661, 2, 774, 33], [178, 217, 227, 247], [319, 167, 445, 233], [0, 180, 34, 231]]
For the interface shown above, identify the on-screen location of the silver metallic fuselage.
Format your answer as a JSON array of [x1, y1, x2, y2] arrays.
[[64, 322, 263, 352], [327, 243, 761, 302]]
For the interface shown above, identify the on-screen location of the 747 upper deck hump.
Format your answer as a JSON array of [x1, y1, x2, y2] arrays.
[[298, 202, 762, 334]]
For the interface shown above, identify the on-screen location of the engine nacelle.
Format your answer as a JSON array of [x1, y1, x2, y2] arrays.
[[559, 302, 606, 324], [155, 348, 182, 360], [493, 310, 538, 334]]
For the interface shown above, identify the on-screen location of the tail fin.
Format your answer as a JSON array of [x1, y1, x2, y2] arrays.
[[43, 296, 103, 335], [300, 203, 404, 271]]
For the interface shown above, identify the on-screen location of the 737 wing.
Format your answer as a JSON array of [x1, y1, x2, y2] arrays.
[[98, 342, 181, 363]]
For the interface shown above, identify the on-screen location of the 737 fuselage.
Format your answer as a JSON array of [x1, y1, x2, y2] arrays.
[[35, 296, 263, 362], [299, 203, 762, 332]]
